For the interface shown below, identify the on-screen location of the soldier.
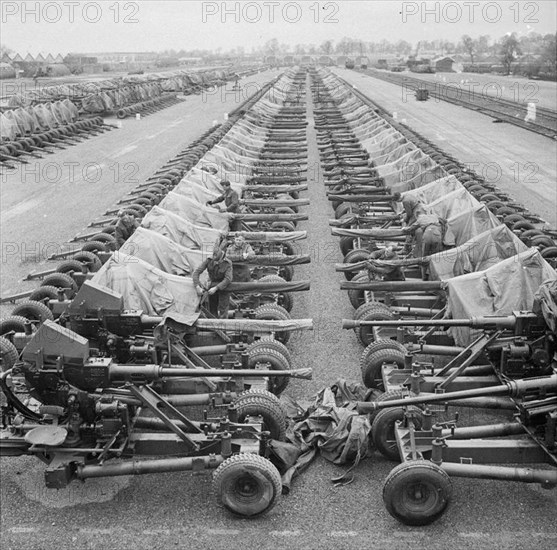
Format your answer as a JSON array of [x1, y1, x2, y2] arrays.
[[403, 213, 445, 279], [392, 192, 427, 254], [367, 245, 405, 281], [226, 234, 256, 282], [206, 180, 241, 231], [192, 247, 233, 318], [114, 209, 139, 250]]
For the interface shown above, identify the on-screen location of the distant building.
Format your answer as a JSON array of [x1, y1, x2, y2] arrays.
[[318, 55, 334, 66], [433, 56, 455, 72]]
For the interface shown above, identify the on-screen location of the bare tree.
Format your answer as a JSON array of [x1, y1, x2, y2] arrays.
[[320, 40, 334, 55], [500, 33, 522, 75], [461, 35, 476, 64]]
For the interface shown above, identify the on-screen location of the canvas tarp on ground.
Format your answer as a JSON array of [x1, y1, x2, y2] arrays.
[[446, 249, 557, 346], [429, 225, 528, 281], [124, 227, 208, 277], [141, 206, 223, 251], [158, 192, 230, 232], [91, 252, 200, 325]]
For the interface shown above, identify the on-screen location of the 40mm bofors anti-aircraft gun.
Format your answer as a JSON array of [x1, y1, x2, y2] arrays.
[[0, 321, 312, 518]]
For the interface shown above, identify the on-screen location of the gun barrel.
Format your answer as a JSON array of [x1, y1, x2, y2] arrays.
[[356, 374, 557, 413], [109, 366, 312, 380], [340, 280, 445, 292], [342, 316, 517, 330]]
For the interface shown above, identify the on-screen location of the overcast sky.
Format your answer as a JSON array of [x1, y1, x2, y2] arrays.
[[2, 1, 556, 55]]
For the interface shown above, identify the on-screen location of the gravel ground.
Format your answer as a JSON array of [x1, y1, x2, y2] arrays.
[[1, 71, 556, 550]]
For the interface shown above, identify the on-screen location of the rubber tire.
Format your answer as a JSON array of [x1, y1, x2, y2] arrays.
[[270, 221, 296, 232], [247, 338, 292, 366], [360, 339, 407, 385], [343, 248, 370, 281], [353, 304, 396, 347], [72, 251, 102, 272], [233, 389, 288, 440], [382, 460, 452, 526], [12, 300, 54, 323], [339, 236, 355, 257], [42, 273, 78, 295], [372, 406, 423, 461], [29, 285, 60, 302], [278, 264, 294, 282], [541, 246, 557, 259], [253, 304, 291, 345], [530, 235, 556, 248], [81, 240, 107, 253], [257, 275, 293, 313], [91, 232, 116, 244], [347, 272, 370, 310], [361, 348, 406, 391], [0, 336, 19, 372], [56, 260, 86, 274], [213, 453, 282, 518], [247, 345, 291, 396], [0, 315, 30, 336]]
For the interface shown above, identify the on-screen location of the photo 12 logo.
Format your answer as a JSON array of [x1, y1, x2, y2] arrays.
[[1, 1, 140, 24], [201, 1, 340, 24], [401, 1, 540, 24]]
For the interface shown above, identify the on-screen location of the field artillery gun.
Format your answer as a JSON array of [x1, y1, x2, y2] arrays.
[[0, 322, 312, 517], [343, 310, 554, 391], [354, 372, 557, 526], [2, 281, 314, 396]]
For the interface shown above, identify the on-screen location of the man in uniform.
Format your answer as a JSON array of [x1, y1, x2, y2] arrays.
[[114, 209, 139, 250], [192, 246, 233, 318], [206, 180, 242, 231], [403, 213, 445, 279], [367, 245, 405, 281], [226, 234, 256, 282]]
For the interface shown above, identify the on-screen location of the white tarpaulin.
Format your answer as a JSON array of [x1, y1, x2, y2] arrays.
[[177, 167, 244, 195], [446, 249, 557, 345], [91, 252, 201, 325], [429, 225, 528, 281], [447, 204, 500, 246], [125, 227, 208, 277], [428, 188, 481, 220], [159, 192, 230, 232], [402, 175, 465, 205], [141, 206, 223, 251]]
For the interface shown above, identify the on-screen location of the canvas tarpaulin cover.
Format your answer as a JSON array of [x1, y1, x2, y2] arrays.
[[429, 225, 528, 281], [446, 249, 557, 345], [158, 192, 230, 232], [427, 187, 481, 220], [124, 227, 207, 277], [91, 252, 201, 325], [141, 206, 223, 251], [401, 175, 465, 205], [534, 279, 557, 333], [446, 204, 500, 246], [332, 203, 498, 245], [176, 167, 244, 195]]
